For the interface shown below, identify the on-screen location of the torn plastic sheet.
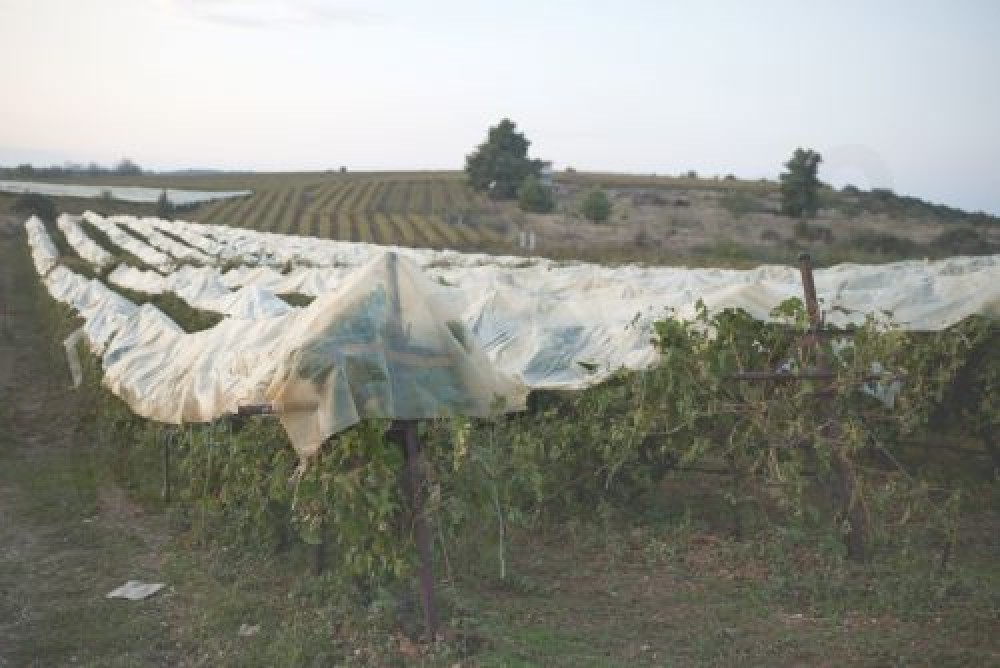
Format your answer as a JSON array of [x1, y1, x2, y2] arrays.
[[64, 327, 86, 388]]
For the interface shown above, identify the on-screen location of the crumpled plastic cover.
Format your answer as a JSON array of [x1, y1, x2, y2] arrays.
[[27, 215, 1000, 461], [99, 251, 527, 460], [82, 211, 175, 273], [57, 214, 114, 269], [25, 216, 59, 275], [265, 252, 528, 458], [108, 264, 292, 319]]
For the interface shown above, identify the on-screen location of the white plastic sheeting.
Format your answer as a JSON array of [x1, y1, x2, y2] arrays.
[[0, 179, 249, 205], [73, 214, 1000, 390], [27, 214, 1000, 461], [44, 266, 138, 353], [118, 217, 215, 265], [82, 211, 175, 272], [147, 217, 228, 258], [57, 214, 114, 269], [108, 265, 292, 319], [101, 252, 527, 459], [25, 216, 59, 276]]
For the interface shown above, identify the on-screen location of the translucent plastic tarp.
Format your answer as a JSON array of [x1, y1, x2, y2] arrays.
[[29, 222, 526, 459], [117, 217, 214, 265], [28, 215, 1000, 461], [44, 266, 138, 353], [25, 216, 59, 275], [57, 214, 114, 269], [108, 264, 292, 319], [82, 211, 175, 272], [0, 179, 249, 205]]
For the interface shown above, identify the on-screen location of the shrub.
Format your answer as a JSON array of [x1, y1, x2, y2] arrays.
[[581, 189, 611, 223], [930, 227, 995, 255], [517, 175, 555, 214], [793, 220, 834, 243], [848, 231, 919, 256], [12, 193, 57, 223]]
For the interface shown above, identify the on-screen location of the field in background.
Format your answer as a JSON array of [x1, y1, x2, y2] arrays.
[[2, 169, 998, 267]]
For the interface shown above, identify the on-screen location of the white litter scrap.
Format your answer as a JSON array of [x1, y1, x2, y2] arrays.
[[64, 327, 86, 388], [238, 623, 261, 637], [25, 214, 1000, 464], [57, 214, 115, 269], [106, 580, 165, 600]]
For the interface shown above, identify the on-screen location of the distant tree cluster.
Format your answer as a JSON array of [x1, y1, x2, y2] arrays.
[[1, 158, 143, 179]]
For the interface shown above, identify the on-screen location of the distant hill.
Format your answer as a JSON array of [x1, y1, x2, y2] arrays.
[[1, 169, 996, 266]]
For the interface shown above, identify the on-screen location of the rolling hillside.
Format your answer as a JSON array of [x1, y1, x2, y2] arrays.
[[2, 169, 998, 266]]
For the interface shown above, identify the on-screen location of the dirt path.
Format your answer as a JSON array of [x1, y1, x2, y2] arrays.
[[0, 221, 179, 667]]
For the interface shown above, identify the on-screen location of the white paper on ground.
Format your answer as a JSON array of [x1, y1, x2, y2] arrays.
[[106, 581, 165, 600]]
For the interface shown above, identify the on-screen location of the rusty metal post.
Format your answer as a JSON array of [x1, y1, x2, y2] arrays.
[[797, 253, 868, 562], [393, 419, 440, 639], [797, 253, 822, 330]]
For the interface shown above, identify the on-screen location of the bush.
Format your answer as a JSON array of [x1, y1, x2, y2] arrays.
[[720, 192, 766, 218], [155, 190, 174, 220], [794, 220, 834, 243], [848, 231, 920, 256], [12, 193, 57, 223], [517, 175, 555, 214], [930, 227, 995, 255], [581, 189, 611, 223]]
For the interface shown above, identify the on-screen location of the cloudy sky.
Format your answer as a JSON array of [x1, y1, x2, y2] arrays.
[[1, 0, 998, 213]]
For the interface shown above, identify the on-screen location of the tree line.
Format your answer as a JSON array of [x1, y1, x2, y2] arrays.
[[1, 158, 143, 179]]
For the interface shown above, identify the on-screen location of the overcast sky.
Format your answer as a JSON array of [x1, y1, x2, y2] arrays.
[[2, 0, 998, 213]]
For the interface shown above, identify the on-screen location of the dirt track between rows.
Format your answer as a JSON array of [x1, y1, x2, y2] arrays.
[[0, 219, 178, 667]]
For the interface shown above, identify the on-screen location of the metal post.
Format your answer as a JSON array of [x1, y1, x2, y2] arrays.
[[394, 419, 440, 639], [797, 253, 822, 330], [797, 253, 868, 562]]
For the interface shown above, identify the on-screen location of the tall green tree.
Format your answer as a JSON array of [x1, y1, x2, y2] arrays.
[[780, 148, 823, 217], [465, 119, 546, 199]]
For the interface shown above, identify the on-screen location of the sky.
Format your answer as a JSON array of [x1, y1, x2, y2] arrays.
[[1, 0, 998, 213]]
